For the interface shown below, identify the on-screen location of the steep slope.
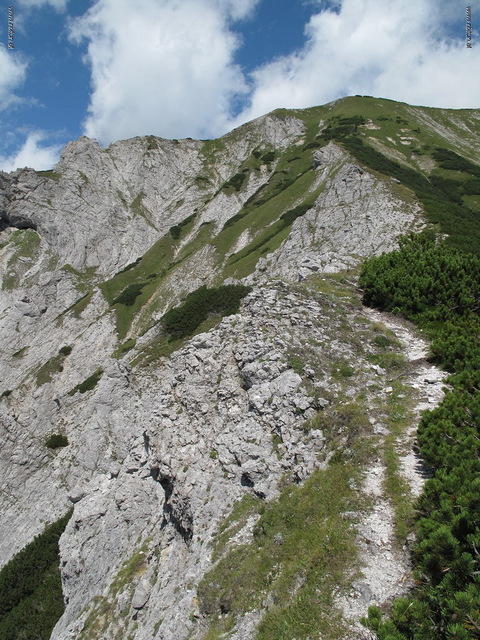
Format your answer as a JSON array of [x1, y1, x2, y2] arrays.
[[0, 96, 478, 640]]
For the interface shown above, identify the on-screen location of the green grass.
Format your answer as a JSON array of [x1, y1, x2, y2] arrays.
[[100, 233, 175, 338], [2, 229, 41, 290], [331, 360, 355, 379], [57, 291, 94, 320], [381, 381, 415, 541], [169, 212, 197, 240], [35, 170, 61, 180], [35, 346, 73, 386], [199, 462, 365, 640], [112, 338, 136, 359], [131, 313, 222, 367], [210, 494, 262, 562], [130, 193, 158, 229], [79, 542, 149, 640], [61, 265, 98, 294]]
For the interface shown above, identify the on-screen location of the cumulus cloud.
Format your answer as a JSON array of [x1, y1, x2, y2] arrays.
[[233, 0, 480, 125], [0, 132, 62, 172], [69, 0, 260, 144], [0, 49, 27, 111]]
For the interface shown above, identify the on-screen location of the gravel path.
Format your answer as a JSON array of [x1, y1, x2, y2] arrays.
[[338, 308, 447, 638]]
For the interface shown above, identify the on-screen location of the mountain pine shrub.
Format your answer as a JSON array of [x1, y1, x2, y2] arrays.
[[162, 284, 251, 339], [359, 233, 480, 640], [0, 511, 72, 640]]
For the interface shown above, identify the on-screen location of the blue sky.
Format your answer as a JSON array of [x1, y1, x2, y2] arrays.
[[0, 0, 478, 170]]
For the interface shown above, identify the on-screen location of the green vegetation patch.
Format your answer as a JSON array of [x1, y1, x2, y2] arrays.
[[198, 463, 363, 640], [45, 433, 69, 449], [211, 494, 262, 562], [12, 346, 28, 359], [162, 284, 251, 340], [221, 171, 248, 194], [100, 233, 175, 338], [59, 291, 94, 320], [169, 212, 197, 240], [36, 170, 61, 181], [360, 232, 480, 640], [320, 115, 367, 141], [36, 345, 73, 386], [68, 368, 103, 396], [2, 229, 41, 290], [0, 511, 72, 640], [333, 135, 480, 255], [130, 193, 157, 229], [112, 338, 136, 359], [61, 264, 98, 294], [79, 541, 149, 640]]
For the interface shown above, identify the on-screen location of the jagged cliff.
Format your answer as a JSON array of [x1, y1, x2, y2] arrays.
[[0, 96, 479, 640]]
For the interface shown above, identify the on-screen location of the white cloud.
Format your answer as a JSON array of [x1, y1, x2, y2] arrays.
[[0, 131, 62, 172], [69, 0, 260, 144], [0, 48, 27, 111], [233, 0, 480, 126]]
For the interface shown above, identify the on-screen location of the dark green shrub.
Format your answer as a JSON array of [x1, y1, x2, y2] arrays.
[[112, 282, 146, 306], [320, 115, 366, 141], [45, 434, 69, 449], [338, 136, 480, 254], [0, 511, 71, 640], [360, 233, 480, 640], [58, 345, 72, 356], [162, 285, 251, 339], [261, 151, 276, 163], [222, 171, 247, 193], [117, 257, 142, 274], [432, 148, 480, 176], [169, 212, 197, 240], [145, 135, 158, 151], [280, 203, 312, 226], [68, 368, 103, 395], [222, 212, 247, 229]]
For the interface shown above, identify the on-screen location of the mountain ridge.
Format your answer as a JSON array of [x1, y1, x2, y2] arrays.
[[0, 96, 479, 640]]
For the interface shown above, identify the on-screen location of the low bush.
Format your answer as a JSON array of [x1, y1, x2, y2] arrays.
[[221, 171, 248, 193], [0, 511, 72, 640], [112, 282, 146, 306], [360, 233, 480, 640], [319, 115, 366, 141], [339, 136, 480, 255], [45, 434, 68, 449], [169, 212, 197, 240], [162, 285, 251, 339], [432, 147, 480, 177], [58, 345, 72, 356], [279, 203, 312, 226], [68, 368, 103, 395]]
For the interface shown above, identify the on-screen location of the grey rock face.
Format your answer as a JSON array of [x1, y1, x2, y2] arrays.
[[0, 109, 440, 640]]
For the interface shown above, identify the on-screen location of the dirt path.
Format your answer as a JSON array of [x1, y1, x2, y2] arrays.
[[337, 308, 447, 638]]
